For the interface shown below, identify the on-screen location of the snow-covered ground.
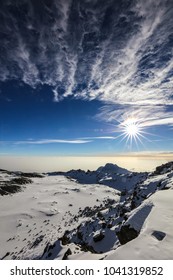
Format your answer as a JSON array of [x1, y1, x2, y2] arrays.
[[0, 162, 173, 260], [106, 189, 173, 259], [0, 173, 119, 259]]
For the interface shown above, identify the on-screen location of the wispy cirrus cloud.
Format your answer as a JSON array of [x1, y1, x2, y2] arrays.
[[81, 136, 115, 140], [14, 136, 117, 145], [97, 105, 173, 129], [1, 0, 173, 128], [15, 139, 92, 145]]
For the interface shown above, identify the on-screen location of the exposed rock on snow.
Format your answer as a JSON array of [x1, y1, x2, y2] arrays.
[[106, 189, 173, 259], [153, 161, 173, 175], [117, 225, 138, 245], [0, 162, 173, 260], [151, 230, 166, 241], [0, 176, 32, 196], [93, 231, 105, 242]]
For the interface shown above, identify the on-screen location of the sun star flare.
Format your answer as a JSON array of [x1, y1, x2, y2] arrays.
[[124, 118, 140, 137], [117, 117, 147, 148]]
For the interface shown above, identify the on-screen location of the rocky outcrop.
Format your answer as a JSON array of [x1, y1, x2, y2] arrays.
[[0, 176, 32, 196], [117, 225, 139, 245], [153, 161, 173, 175], [93, 231, 105, 242]]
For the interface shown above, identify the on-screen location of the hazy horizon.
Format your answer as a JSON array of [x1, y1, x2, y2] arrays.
[[1, 154, 173, 173]]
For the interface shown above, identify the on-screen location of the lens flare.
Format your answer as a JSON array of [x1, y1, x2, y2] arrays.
[[123, 118, 140, 137], [116, 116, 148, 149]]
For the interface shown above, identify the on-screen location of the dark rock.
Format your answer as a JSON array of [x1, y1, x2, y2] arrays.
[[30, 235, 44, 248], [62, 248, 72, 260], [1, 252, 10, 260], [0, 184, 22, 196], [101, 222, 107, 229], [151, 230, 166, 241], [80, 243, 96, 253], [0, 176, 32, 196], [77, 226, 83, 240], [121, 190, 127, 196], [93, 232, 105, 242], [10, 177, 32, 185], [153, 161, 173, 175], [117, 225, 139, 245], [21, 172, 43, 178], [97, 211, 104, 219], [59, 231, 70, 245], [40, 242, 53, 258], [160, 185, 170, 190], [119, 207, 128, 217], [107, 222, 113, 228]]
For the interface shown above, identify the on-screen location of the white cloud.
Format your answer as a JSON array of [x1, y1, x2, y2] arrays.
[[1, 0, 173, 126], [97, 105, 173, 130], [82, 136, 115, 139], [87, 0, 172, 107], [14, 136, 117, 145], [15, 139, 92, 145]]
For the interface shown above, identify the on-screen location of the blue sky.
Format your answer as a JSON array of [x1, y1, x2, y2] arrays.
[[1, 0, 173, 159]]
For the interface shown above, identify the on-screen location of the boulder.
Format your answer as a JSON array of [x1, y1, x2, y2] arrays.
[[117, 225, 139, 245]]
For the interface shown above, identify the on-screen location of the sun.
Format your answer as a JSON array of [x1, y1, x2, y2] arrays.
[[126, 123, 139, 136], [116, 116, 147, 148], [124, 118, 140, 137], [113, 112, 158, 150]]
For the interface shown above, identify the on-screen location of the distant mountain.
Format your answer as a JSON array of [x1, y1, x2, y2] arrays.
[[96, 163, 129, 174], [47, 163, 147, 191], [0, 161, 173, 260]]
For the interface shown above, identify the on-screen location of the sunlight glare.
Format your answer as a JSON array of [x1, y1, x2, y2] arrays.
[[116, 116, 147, 148], [124, 118, 140, 137]]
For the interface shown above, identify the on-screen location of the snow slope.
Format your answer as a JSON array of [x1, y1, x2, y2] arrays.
[[0, 162, 173, 260], [106, 189, 173, 259], [0, 173, 119, 259]]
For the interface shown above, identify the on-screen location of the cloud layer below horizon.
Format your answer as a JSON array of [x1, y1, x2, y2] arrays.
[[1, 0, 173, 128]]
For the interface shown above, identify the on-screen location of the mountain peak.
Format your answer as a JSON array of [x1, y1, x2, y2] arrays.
[[96, 163, 129, 174]]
